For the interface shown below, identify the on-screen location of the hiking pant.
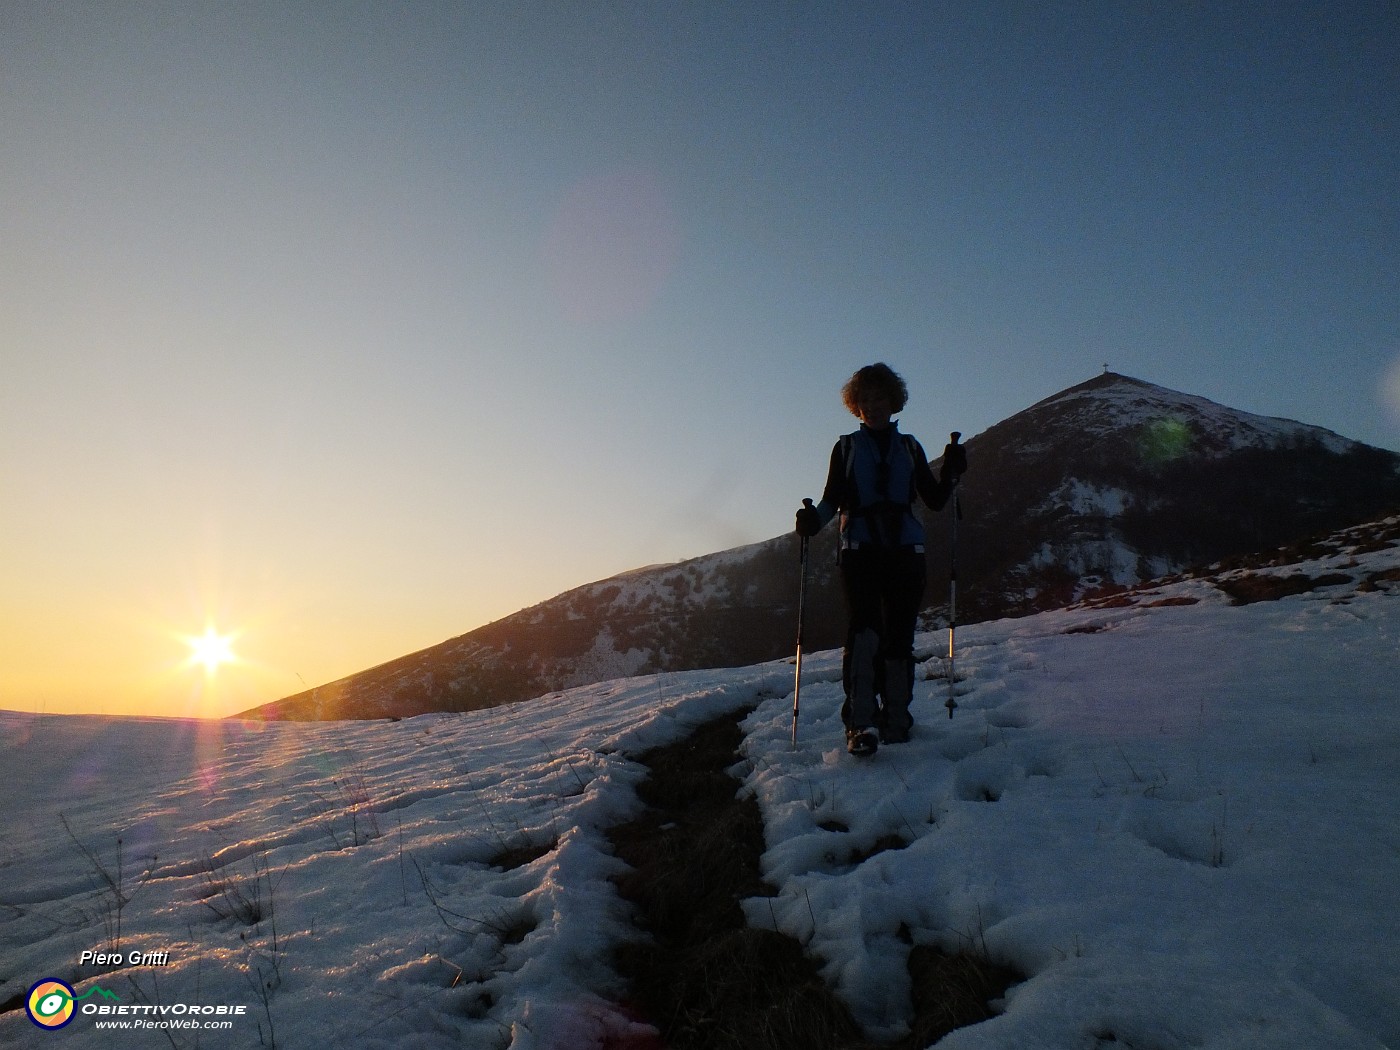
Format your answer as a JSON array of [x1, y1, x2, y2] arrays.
[[840, 546, 926, 737]]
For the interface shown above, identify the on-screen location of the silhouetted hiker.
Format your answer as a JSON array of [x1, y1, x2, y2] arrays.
[[796, 363, 966, 756]]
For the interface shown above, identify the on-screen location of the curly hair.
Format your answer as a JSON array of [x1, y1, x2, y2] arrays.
[[841, 362, 909, 417]]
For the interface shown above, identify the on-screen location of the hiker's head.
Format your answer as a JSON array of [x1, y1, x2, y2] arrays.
[[842, 363, 908, 425]]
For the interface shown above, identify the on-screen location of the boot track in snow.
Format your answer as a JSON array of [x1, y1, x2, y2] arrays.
[[606, 705, 1020, 1049]]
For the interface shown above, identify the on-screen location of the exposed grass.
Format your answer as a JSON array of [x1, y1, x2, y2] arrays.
[[895, 946, 1023, 1049], [1216, 571, 1354, 605]]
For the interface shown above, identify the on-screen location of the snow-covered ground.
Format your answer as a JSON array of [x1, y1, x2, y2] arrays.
[[3, 526, 1397, 1049]]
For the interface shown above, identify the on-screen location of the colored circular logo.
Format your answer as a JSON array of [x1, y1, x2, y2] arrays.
[[26, 979, 76, 1029]]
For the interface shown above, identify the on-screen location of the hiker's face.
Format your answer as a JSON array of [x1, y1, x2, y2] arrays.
[[858, 389, 894, 429]]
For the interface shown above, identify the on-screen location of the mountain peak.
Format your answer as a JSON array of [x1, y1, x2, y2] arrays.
[[1012, 371, 1357, 458], [1057, 370, 1156, 395]]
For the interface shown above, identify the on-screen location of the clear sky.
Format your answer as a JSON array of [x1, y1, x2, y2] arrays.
[[3, 1, 1398, 718]]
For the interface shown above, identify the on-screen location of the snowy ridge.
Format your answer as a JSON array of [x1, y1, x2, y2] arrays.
[[1025, 373, 1360, 457], [4, 516, 1398, 1047], [556, 537, 774, 623]]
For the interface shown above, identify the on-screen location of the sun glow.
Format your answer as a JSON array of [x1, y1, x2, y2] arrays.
[[185, 626, 239, 675]]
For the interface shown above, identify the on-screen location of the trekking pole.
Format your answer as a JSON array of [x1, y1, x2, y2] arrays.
[[946, 433, 963, 719], [791, 499, 813, 749]]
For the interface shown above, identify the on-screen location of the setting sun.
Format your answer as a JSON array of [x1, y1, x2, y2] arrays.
[[185, 627, 238, 675]]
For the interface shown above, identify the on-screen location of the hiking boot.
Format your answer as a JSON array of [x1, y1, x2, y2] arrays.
[[846, 726, 879, 757]]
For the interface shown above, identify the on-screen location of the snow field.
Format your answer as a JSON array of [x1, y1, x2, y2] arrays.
[[741, 561, 1399, 1048], [0, 666, 789, 1049]]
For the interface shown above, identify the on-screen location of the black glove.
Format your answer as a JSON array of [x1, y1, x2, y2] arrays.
[[795, 502, 822, 537], [940, 440, 967, 483]]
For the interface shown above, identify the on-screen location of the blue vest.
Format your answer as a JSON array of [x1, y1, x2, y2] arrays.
[[839, 427, 926, 551]]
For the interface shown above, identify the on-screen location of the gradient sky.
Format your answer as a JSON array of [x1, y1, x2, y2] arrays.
[[3, 1, 1398, 718]]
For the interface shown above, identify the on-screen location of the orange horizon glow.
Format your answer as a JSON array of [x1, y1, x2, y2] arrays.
[[0, 561, 553, 721]]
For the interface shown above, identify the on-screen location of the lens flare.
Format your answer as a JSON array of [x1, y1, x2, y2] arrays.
[[1138, 417, 1193, 465], [1382, 354, 1400, 428]]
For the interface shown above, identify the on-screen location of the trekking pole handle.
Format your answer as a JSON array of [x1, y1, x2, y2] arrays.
[[798, 499, 816, 547], [796, 500, 813, 627]]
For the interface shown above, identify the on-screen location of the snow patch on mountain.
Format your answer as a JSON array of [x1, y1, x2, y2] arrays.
[[1042, 478, 1135, 517], [561, 627, 651, 689], [1027, 536, 1146, 591]]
